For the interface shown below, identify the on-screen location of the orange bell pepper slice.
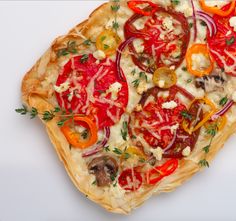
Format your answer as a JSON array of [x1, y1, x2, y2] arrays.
[[183, 98, 217, 134], [61, 116, 98, 149], [186, 44, 214, 77], [204, 115, 227, 131], [199, 0, 236, 17]]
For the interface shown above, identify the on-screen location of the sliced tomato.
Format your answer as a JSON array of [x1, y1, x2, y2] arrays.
[[129, 86, 200, 158], [207, 3, 236, 76], [118, 168, 142, 191], [55, 54, 128, 129], [124, 6, 190, 73]]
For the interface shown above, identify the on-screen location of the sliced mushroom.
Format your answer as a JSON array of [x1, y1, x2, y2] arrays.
[[195, 69, 226, 92], [88, 156, 118, 187]]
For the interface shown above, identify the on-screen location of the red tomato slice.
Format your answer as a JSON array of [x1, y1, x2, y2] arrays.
[[124, 6, 190, 73], [118, 168, 142, 191], [207, 3, 236, 76], [129, 86, 200, 158], [132, 97, 186, 148], [55, 54, 128, 129]]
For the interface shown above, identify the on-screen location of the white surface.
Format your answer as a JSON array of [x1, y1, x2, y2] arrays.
[[0, 1, 236, 221]]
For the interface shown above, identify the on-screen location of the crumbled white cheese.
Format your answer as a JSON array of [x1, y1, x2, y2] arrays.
[[93, 50, 106, 60], [175, 1, 193, 17], [162, 101, 177, 109], [151, 147, 163, 161], [103, 82, 122, 100], [133, 18, 147, 30], [67, 91, 73, 102], [232, 91, 236, 102], [170, 124, 179, 134], [182, 146, 191, 157], [163, 16, 174, 31], [133, 39, 145, 53], [229, 16, 236, 32], [105, 18, 114, 30], [226, 30, 232, 36], [137, 81, 148, 95], [74, 125, 86, 133], [159, 33, 165, 40], [191, 53, 210, 71], [53, 81, 70, 93], [158, 80, 165, 88]]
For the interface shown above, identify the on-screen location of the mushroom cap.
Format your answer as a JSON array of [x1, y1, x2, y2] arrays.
[[88, 155, 118, 186]]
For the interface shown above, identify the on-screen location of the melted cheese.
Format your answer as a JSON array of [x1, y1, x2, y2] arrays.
[[191, 53, 210, 71], [150, 147, 163, 161], [229, 16, 236, 32], [103, 82, 122, 100], [182, 146, 191, 157], [54, 81, 70, 93], [162, 101, 177, 109], [93, 50, 106, 60]]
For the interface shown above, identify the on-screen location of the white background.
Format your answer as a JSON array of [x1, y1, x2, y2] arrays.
[[1, 1, 236, 221]]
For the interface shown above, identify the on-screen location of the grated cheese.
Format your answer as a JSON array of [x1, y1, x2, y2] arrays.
[[182, 146, 191, 157], [162, 101, 177, 109], [54, 81, 70, 93], [150, 147, 163, 161], [229, 16, 236, 32]]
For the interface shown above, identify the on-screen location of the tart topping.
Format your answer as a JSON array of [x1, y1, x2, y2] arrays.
[[88, 156, 118, 187], [55, 54, 128, 129]]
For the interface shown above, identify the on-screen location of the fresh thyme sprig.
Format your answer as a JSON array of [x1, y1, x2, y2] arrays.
[[83, 39, 95, 46], [15, 105, 75, 127], [121, 121, 128, 141], [131, 70, 148, 88], [111, 0, 120, 33], [219, 96, 228, 106], [56, 41, 78, 58], [198, 123, 218, 168], [112, 147, 131, 160]]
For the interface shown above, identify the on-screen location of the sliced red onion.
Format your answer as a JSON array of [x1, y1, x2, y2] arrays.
[[163, 130, 177, 152], [82, 127, 110, 157], [196, 11, 217, 36], [116, 37, 136, 81], [190, 0, 197, 41], [211, 100, 234, 121]]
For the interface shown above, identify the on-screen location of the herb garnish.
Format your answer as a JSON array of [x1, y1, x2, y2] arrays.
[[92, 180, 97, 185], [200, 21, 207, 26], [104, 145, 110, 152], [80, 54, 89, 63], [113, 147, 123, 155], [198, 159, 209, 167], [187, 79, 192, 83], [198, 123, 218, 167], [103, 44, 110, 50], [132, 79, 140, 88], [171, 0, 180, 5], [81, 129, 88, 139], [219, 96, 228, 106], [131, 70, 148, 88], [226, 36, 235, 46], [181, 110, 192, 120], [111, 0, 120, 33], [15, 105, 76, 127], [83, 39, 94, 46], [121, 121, 128, 141], [56, 41, 78, 58]]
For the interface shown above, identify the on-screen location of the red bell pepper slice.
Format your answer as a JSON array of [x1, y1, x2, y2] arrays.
[[146, 159, 178, 185], [127, 1, 157, 16]]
